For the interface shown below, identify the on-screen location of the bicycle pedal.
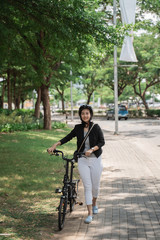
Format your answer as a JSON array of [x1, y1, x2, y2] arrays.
[[55, 188, 62, 193]]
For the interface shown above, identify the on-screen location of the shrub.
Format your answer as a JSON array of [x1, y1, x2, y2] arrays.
[[0, 109, 12, 115], [0, 112, 32, 125], [128, 109, 144, 118], [0, 121, 43, 132], [0, 113, 8, 124], [0, 120, 66, 133], [0, 108, 43, 118], [137, 109, 143, 117], [145, 109, 160, 117], [52, 121, 66, 129], [128, 110, 137, 117]]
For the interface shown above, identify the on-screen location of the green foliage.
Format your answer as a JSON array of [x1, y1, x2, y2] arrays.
[[0, 113, 22, 125], [128, 109, 160, 118], [0, 109, 66, 132], [119, 86, 135, 102], [137, 0, 160, 15], [0, 108, 43, 118], [128, 109, 143, 118], [0, 121, 66, 133], [0, 122, 42, 132], [145, 109, 160, 117], [96, 86, 114, 104], [51, 121, 66, 129], [0, 108, 13, 115], [76, 43, 114, 103], [0, 0, 123, 129]]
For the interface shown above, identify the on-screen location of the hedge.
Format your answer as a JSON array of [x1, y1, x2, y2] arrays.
[[0, 108, 43, 118], [145, 109, 160, 117]]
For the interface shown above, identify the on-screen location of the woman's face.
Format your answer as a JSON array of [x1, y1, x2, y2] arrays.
[[81, 109, 91, 124]]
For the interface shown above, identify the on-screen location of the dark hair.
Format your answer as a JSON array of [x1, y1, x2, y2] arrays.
[[78, 105, 93, 126]]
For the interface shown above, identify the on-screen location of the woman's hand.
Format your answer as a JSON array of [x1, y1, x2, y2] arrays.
[[85, 149, 93, 157], [47, 145, 56, 154], [47, 142, 61, 154]]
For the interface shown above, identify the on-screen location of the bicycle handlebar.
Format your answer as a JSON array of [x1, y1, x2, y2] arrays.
[[49, 149, 85, 162]]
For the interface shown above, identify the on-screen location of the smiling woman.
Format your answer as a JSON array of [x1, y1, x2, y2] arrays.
[[47, 105, 105, 224]]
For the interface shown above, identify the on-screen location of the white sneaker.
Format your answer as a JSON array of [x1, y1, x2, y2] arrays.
[[84, 215, 93, 224]]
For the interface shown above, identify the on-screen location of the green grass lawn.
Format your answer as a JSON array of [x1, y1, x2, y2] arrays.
[[0, 127, 78, 240]]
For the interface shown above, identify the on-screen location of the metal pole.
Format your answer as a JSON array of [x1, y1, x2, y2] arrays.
[[113, 0, 119, 135], [70, 70, 73, 121]]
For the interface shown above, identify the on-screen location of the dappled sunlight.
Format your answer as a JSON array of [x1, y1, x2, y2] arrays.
[[0, 214, 13, 223], [23, 129, 69, 140], [56, 129, 66, 132], [24, 132, 59, 140], [0, 176, 9, 181], [29, 197, 59, 213], [0, 175, 24, 188], [22, 190, 51, 196], [11, 139, 19, 143], [14, 175, 24, 180]]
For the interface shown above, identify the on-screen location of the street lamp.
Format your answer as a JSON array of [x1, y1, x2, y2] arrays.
[[113, 0, 137, 135], [113, 0, 119, 135]]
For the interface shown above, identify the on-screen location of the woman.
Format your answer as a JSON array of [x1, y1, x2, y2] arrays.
[[47, 105, 105, 224]]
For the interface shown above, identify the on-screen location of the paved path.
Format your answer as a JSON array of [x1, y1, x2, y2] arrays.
[[53, 119, 160, 240]]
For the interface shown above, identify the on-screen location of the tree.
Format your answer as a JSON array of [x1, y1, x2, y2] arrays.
[[76, 43, 113, 104], [128, 34, 160, 109], [137, 0, 160, 15], [0, 36, 38, 110], [0, 0, 120, 129], [95, 86, 114, 105]]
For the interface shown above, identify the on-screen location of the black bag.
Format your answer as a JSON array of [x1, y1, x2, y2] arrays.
[[74, 124, 94, 162]]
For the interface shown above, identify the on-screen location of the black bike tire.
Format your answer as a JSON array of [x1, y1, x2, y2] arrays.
[[69, 187, 77, 212], [58, 197, 67, 230]]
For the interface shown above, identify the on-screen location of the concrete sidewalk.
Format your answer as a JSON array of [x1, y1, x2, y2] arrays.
[[53, 130, 160, 240]]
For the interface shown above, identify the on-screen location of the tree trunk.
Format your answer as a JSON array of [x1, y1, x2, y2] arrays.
[[13, 75, 16, 109], [21, 98, 25, 109], [141, 94, 149, 110], [0, 80, 6, 108], [34, 87, 41, 118], [133, 84, 149, 110], [61, 95, 65, 113], [56, 87, 65, 113], [7, 70, 12, 110], [14, 83, 21, 109], [87, 92, 92, 105], [15, 94, 21, 109], [41, 84, 51, 130]]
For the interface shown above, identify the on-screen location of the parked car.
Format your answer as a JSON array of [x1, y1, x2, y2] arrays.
[[106, 105, 128, 120]]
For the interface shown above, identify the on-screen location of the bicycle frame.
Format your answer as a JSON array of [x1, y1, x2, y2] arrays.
[[62, 159, 74, 197]]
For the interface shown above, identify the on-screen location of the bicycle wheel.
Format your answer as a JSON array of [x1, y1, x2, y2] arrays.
[[69, 185, 77, 212], [58, 197, 67, 230]]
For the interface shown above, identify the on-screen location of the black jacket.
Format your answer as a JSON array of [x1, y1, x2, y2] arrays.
[[60, 122, 105, 158]]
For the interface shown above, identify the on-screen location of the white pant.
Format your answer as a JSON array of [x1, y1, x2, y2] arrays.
[[78, 156, 103, 205]]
